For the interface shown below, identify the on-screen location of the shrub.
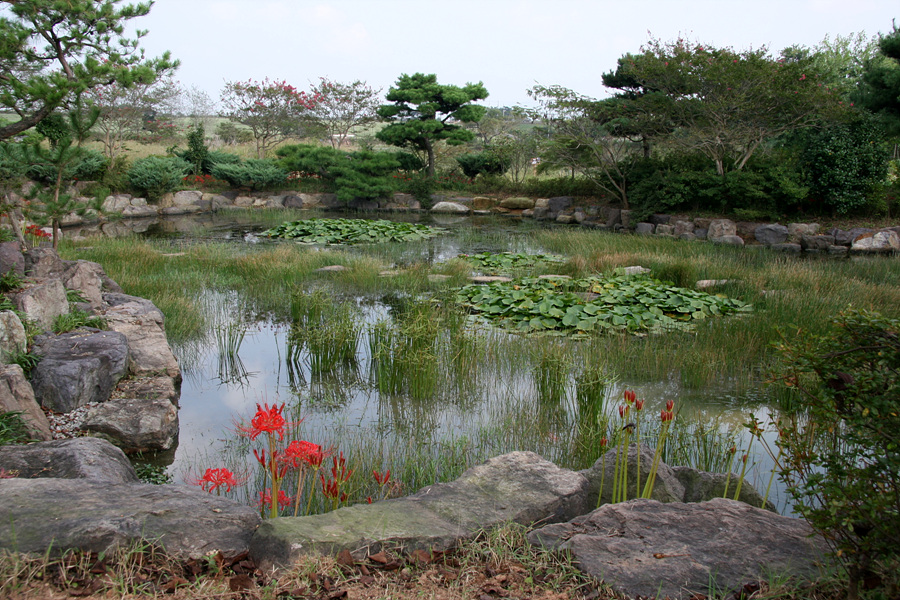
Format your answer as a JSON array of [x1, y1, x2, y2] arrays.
[[127, 156, 190, 201], [2, 144, 108, 184], [456, 151, 507, 178], [175, 124, 210, 175], [210, 158, 288, 191], [774, 308, 900, 599]]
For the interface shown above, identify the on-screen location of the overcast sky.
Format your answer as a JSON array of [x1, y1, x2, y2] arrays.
[[132, 0, 897, 108]]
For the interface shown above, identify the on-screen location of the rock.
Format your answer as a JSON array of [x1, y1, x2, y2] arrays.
[[0, 310, 26, 359], [172, 190, 201, 208], [23, 247, 65, 278], [788, 222, 819, 243], [314, 265, 348, 272], [851, 230, 900, 253], [695, 279, 730, 289], [0, 241, 25, 276], [0, 364, 51, 441], [711, 235, 745, 246], [555, 214, 575, 224], [527, 498, 826, 600], [580, 445, 685, 509], [469, 276, 513, 283], [121, 204, 158, 218], [830, 227, 872, 247], [101, 293, 180, 380], [754, 224, 789, 246], [0, 437, 137, 483], [13, 277, 69, 331], [61, 260, 106, 308], [101, 194, 132, 213], [801, 234, 835, 252], [472, 196, 494, 210], [649, 214, 672, 225], [282, 194, 303, 209], [499, 197, 534, 210], [670, 466, 775, 511], [694, 228, 708, 239], [621, 266, 650, 275], [655, 224, 674, 235], [828, 245, 849, 256], [430, 201, 470, 214], [31, 329, 129, 413], [250, 451, 587, 569], [635, 223, 655, 235], [602, 207, 622, 228], [114, 376, 180, 404], [673, 220, 694, 236], [771, 243, 802, 253], [548, 196, 573, 214], [619, 210, 632, 229], [0, 479, 261, 559], [80, 396, 178, 452], [679, 233, 697, 241], [707, 219, 737, 240]]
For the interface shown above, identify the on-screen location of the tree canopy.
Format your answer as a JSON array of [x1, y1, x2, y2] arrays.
[[855, 24, 900, 136], [376, 73, 488, 177], [0, 0, 176, 141]]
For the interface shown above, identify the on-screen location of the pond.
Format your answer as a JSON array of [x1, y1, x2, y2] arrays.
[[109, 210, 790, 513]]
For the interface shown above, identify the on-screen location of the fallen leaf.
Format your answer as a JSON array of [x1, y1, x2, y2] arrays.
[[368, 551, 389, 564], [409, 549, 432, 565], [229, 574, 254, 592], [336, 549, 356, 567]]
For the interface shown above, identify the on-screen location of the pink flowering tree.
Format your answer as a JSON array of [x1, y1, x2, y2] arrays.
[[220, 78, 320, 158], [305, 78, 382, 149]]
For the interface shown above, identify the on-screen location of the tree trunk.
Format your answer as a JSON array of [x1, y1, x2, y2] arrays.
[[425, 140, 435, 178]]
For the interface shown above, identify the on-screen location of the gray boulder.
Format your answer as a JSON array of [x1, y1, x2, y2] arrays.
[[548, 196, 573, 214], [0, 241, 25, 276], [101, 194, 132, 212], [499, 197, 534, 210], [602, 207, 622, 228], [0, 437, 137, 483], [172, 190, 202, 208], [250, 451, 586, 570], [655, 224, 675, 235], [649, 214, 672, 225], [788, 222, 819, 243], [707, 219, 737, 240], [635, 223, 655, 235], [831, 227, 873, 247], [0, 364, 51, 441], [801, 234, 835, 252], [282, 194, 303, 209], [13, 277, 69, 331], [673, 220, 694, 236], [80, 396, 178, 452], [527, 498, 827, 600], [24, 247, 65, 277], [851, 230, 900, 253], [712, 235, 745, 246], [31, 329, 129, 413], [771, 243, 802, 253], [754, 224, 789, 246], [580, 445, 685, 510], [0, 310, 26, 359], [671, 466, 775, 511], [430, 201, 470, 214], [0, 479, 261, 559], [61, 260, 106, 308], [114, 376, 180, 404], [101, 293, 181, 380]]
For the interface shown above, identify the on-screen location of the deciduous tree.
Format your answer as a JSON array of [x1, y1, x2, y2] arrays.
[[220, 78, 320, 159], [0, 0, 176, 140], [376, 73, 488, 177], [305, 78, 381, 149]]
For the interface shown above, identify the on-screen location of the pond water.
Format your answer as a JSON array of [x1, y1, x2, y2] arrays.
[[129, 211, 790, 513]]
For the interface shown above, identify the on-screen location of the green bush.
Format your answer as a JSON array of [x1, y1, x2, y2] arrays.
[[127, 156, 190, 201], [210, 158, 287, 191], [774, 308, 900, 598], [456, 151, 508, 178], [277, 145, 400, 203], [215, 121, 253, 145], [175, 124, 210, 175], [2, 143, 108, 184]]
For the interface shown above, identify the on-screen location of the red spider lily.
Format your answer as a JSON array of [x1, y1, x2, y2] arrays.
[[599, 437, 608, 449], [237, 403, 294, 441], [192, 467, 243, 494], [623, 390, 636, 404], [665, 399, 674, 412], [373, 469, 391, 486], [330, 452, 352, 483], [635, 399, 644, 411], [320, 474, 348, 503], [618, 404, 630, 418], [280, 440, 321, 469], [660, 409, 674, 422], [258, 488, 292, 511]]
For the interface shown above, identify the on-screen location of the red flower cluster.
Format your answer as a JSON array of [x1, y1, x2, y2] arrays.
[[193, 467, 242, 494], [182, 174, 219, 187], [24, 224, 51, 239], [238, 403, 291, 441], [258, 488, 292, 510]]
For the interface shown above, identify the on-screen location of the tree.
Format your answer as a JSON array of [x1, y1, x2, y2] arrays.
[[855, 23, 900, 138], [0, 0, 176, 141], [376, 73, 488, 177], [305, 78, 381, 149], [782, 31, 882, 100], [81, 69, 180, 161], [618, 38, 844, 175], [220, 78, 320, 159]]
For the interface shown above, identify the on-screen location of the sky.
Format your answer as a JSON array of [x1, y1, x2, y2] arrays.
[[131, 0, 898, 109]]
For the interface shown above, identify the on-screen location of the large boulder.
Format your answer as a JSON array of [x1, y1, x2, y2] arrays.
[[851, 230, 900, 253], [23, 247, 65, 278], [0, 241, 25, 276], [548, 196, 573, 215], [61, 260, 107, 308], [707, 219, 737, 240], [13, 277, 70, 331], [0, 310, 26, 359], [801, 233, 835, 252], [101, 293, 181, 380], [430, 201, 470, 214], [0, 479, 261, 559], [31, 329, 129, 413], [788, 222, 819, 243], [670, 466, 775, 511], [754, 224, 789, 246], [499, 197, 534, 210], [250, 451, 587, 570], [580, 445, 685, 510], [80, 396, 178, 452], [527, 498, 827, 600], [0, 437, 137, 483], [831, 227, 874, 247], [0, 364, 51, 441]]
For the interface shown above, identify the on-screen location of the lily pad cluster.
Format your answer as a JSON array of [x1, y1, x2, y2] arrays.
[[457, 252, 567, 275], [264, 218, 447, 245], [455, 274, 751, 335]]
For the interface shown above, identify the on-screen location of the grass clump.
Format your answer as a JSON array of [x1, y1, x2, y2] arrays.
[[52, 309, 105, 334], [0, 411, 33, 446]]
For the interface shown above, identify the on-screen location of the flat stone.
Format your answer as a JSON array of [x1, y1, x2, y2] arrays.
[[0, 437, 137, 483], [80, 396, 178, 452], [527, 498, 827, 600], [250, 451, 587, 570], [621, 266, 650, 275], [469, 276, 512, 283], [0, 479, 261, 559], [695, 279, 730, 289], [314, 265, 348, 272]]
